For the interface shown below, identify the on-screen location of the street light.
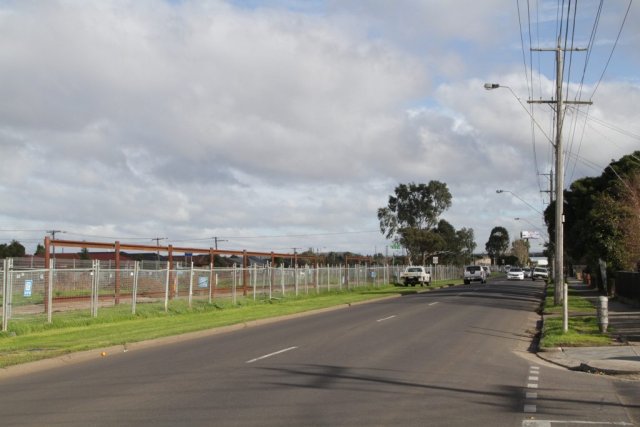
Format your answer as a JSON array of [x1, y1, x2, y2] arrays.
[[484, 83, 553, 144], [496, 189, 543, 215]]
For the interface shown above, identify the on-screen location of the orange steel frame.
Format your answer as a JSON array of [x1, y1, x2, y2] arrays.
[[42, 237, 343, 309]]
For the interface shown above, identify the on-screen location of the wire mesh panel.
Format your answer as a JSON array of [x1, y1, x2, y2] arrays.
[[137, 268, 168, 301], [209, 268, 238, 303], [50, 268, 94, 315], [1, 257, 466, 331], [192, 268, 213, 302], [6, 269, 47, 320]]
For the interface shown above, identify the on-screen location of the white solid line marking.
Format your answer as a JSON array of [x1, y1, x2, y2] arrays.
[[377, 315, 397, 322], [528, 376, 539, 381], [527, 383, 538, 389], [246, 346, 298, 364], [524, 404, 537, 413], [428, 302, 439, 306], [526, 392, 538, 399]]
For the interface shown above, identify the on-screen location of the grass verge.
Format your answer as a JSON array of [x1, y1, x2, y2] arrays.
[[540, 284, 611, 348], [0, 280, 461, 368]]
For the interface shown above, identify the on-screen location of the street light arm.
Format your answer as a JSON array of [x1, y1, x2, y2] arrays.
[[496, 189, 543, 215], [484, 83, 554, 145]]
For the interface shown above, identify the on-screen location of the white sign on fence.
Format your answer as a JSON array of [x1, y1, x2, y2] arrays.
[[198, 276, 209, 288]]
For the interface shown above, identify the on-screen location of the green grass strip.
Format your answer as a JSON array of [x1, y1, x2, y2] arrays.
[[0, 281, 461, 368], [540, 316, 610, 347]]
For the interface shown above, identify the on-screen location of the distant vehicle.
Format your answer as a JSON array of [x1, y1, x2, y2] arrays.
[[464, 265, 487, 284], [507, 267, 524, 280], [532, 267, 549, 281], [523, 268, 532, 278], [482, 266, 491, 276], [504, 265, 512, 273], [399, 266, 431, 286]]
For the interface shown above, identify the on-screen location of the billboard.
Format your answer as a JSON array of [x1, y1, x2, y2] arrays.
[[521, 230, 541, 239]]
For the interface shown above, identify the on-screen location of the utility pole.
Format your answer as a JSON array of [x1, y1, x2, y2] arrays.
[[46, 230, 63, 265], [529, 38, 592, 332], [212, 237, 228, 250], [292, 248, 299, 268], [152, 237, 167, 261]]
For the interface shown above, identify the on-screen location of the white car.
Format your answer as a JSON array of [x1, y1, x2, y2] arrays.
[[507, 267, 525, 280], [463, 265, 487, 284]]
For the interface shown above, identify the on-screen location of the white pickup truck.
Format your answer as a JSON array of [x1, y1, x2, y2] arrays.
[[399, 266, 431, 286]]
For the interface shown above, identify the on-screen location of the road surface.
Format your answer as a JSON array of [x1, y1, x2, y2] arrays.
[[0, 278, 637, 426]]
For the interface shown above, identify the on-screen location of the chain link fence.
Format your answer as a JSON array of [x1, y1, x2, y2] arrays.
[[1, 259, 463, 331]]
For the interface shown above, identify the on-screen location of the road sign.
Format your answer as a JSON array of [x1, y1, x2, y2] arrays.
[[433, 256, 438, 264]]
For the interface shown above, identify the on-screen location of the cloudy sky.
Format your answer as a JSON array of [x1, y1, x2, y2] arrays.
[[0, 0, 638, 258]]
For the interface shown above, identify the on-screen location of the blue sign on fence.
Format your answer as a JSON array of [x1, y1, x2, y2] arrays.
[[24, 280, 33, 297]]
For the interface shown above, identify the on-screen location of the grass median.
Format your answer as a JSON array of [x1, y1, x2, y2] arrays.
[[0, 280, 461, 368], [540, 284, 611, 348]]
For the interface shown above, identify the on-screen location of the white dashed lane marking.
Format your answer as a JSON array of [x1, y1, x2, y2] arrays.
[[246, 346, 298, 364], [524, 366, 539, 414]]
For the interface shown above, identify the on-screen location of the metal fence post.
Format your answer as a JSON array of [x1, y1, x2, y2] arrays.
[[89, 260, 95, 317], [188, 261, 194, 309], [91, 260, 100, 318], [2, 259, 8, 332], [132, 261, 139, 315], [252, 264, 257, 301], [164, 261, 170, 312], [6, 259, 13, 321], [208, 263, 213, 304], [232, 264, 237, 305], [47, 258, 53, 323]]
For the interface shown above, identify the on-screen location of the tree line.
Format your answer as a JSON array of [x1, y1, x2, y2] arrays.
[[550, 150, 640, 283]]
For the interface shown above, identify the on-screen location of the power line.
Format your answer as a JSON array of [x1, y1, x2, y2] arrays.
[[590, 0, 633, 98]]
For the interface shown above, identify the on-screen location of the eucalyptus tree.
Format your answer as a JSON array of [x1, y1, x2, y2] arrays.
[[378, 181, 452, 264], [485, 227, 510, 265]]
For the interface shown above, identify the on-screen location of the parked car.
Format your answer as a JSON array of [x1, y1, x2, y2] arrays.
[[507, 267, 525, 280], [532, 267, 549, 281], [464, 265, 487, 284], [523, 268, 532, 278]]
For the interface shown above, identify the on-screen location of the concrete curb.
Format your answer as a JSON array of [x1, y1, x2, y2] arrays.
[[537, 345, 640, 376]]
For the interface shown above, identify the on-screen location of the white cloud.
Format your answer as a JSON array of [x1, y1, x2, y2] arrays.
[[0, 1, 637, 258]]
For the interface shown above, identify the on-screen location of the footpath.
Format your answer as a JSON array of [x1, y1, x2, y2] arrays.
[[537, 280, 640, 377]]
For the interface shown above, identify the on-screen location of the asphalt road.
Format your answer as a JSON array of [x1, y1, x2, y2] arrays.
[[1, 278, 638, 426]]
